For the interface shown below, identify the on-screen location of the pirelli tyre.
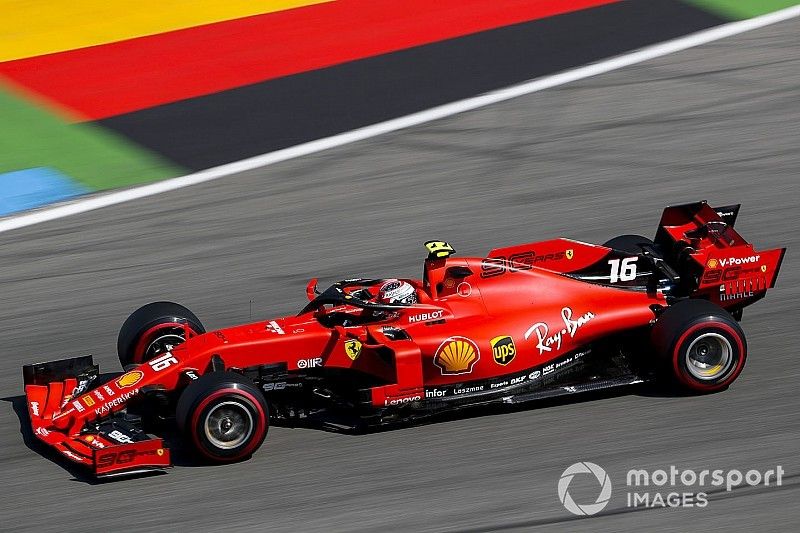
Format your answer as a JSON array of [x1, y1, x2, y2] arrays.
[[176, 372, 269, 463], [651, 299, 746, 393], [117, 301, 205, 368]]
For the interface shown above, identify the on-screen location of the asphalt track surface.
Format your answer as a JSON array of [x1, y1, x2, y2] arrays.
[[1, 17, 798, 533]]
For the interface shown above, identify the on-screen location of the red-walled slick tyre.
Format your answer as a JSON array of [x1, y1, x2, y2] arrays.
[[176, 372, 269, 463], [651, 299, 747, 393], [117, 301, 205, 368]]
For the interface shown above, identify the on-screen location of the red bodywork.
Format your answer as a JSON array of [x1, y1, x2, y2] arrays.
[[22, 201, 785, 476]]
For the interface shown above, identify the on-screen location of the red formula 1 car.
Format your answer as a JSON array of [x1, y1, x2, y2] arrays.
[[22, 201, 785, 477]]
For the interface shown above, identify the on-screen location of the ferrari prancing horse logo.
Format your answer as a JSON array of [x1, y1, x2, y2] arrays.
[[344, 339, 363, 361], [565, 249, 574, 260]]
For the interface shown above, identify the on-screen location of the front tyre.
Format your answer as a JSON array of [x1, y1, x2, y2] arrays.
[[651, 299, 746, 393], [117, 301, 205, 368], [176, 372, 269, 463]]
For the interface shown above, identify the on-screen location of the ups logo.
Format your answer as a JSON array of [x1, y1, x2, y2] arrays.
[[490, 336, 516, 366]]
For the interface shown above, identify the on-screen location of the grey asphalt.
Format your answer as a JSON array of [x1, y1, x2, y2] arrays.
[[1, 16, 799, 533]]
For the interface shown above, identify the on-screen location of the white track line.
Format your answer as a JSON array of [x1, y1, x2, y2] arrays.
[[2, 5, 799, 235]]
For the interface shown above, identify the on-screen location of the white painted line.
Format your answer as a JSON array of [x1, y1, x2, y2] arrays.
[[2, 5, 799, 235]]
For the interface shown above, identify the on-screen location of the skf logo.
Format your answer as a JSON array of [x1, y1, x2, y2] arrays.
[[707, 258, 719, 269], [116, 370, 144, 388], [434, 337, 480, 375], [344, 339, 363, 361], [565, 249, 574, 260], [490, 336, 516, 366]]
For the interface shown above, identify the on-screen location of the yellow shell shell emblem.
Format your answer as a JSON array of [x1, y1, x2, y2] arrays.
[[434, 337, 480, 375], [116, 370, 144, 388], [707, 258, 718, 269], [344, 339, 363, 361]]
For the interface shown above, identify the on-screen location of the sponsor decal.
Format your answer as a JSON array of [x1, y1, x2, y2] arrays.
[[262, 381, 295, 392], [72, 378, 91, 398], [344, 339, 363, 361], [82, 395, 95, 407], [93, 389, 105, 401], [184, 369, 199, 380], [297, 357, 323, 369], [30, 401, 40, 416], [434, 337, 480, 375], [706, 258, 719, 269], [116, 370, 144, 388], [490, 335, 516, 366], [292, 328, 305, 334], [108, 429, 135, 444], [266, 320, 285, 335], [84, 435, 106, 449], [384, 394, 421, 406], [103, 384, 115, 397], [481, 251, 569, 278], [525, 307, 595, 355], [409, 310, 444, 323], [61, 449, 86, 462], [718, 255, 760, 267], [426, 388, 446, 398], [719, 285, 754, 302], [94, 389, 140, 417], [444, 278, 456, 289], [702, 264, 762, 284], [457, 282, 472, 297], [529, 370, 541, 380], [96, 448, 163, 469], [453, 385, 484, 395], [35, 427, 50, 437], [72, 400, 85, 413]]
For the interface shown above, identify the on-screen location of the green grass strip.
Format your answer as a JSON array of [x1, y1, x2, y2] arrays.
[[685, 0, 800, 19], [0, 83, 184, 190]]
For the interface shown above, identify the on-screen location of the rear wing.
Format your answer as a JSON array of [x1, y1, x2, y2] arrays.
[[654, 201, 785, 307]]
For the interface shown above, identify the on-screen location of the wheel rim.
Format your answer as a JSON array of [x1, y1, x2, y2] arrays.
[[144, 328, 185, 358], [685, 332, 733, 381], [203, 401, 254, 450]]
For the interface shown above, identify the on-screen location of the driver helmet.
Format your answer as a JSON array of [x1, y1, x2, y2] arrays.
[[377, 279, 417, 306]]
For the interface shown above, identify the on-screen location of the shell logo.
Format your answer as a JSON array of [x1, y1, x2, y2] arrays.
[[707, 258, 719, 269], [434, 337, 480, 375], [116, 370, 144, 388]]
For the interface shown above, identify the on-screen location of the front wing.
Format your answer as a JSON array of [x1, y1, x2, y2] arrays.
[[23, 355, 170, 477]]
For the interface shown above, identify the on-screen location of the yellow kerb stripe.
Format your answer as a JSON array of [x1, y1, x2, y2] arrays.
[[0, 0, 330, 62]]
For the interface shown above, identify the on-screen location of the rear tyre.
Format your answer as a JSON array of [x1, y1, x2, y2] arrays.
[[603, 234, 655, 255], [117, 301, 205, 368], [176, 372, 269, 463], [651, 299, 746, 393]]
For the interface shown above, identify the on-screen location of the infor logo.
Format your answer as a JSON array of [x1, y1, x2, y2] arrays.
[[558, 461, 612, 516]]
